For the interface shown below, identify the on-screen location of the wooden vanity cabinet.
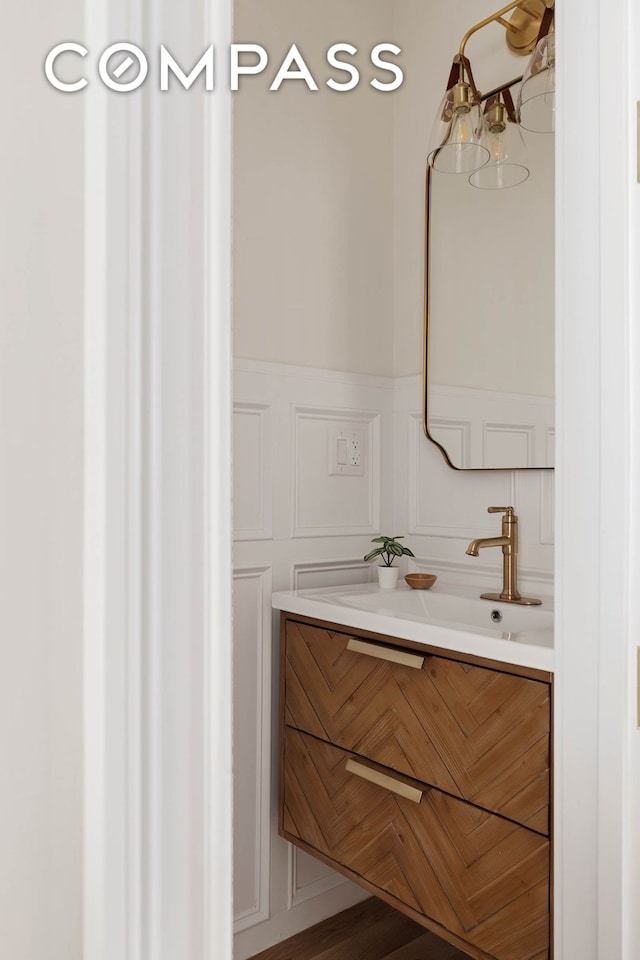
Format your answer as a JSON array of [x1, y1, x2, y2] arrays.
[[278, 613, 553, 960]]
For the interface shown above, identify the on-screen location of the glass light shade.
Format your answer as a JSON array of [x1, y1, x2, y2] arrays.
[[427, 87, 490, 175], [469, 114, 529, 189], [517, 33, 555, 133]]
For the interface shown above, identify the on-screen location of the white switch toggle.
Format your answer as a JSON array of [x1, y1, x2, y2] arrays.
[[329, 427, 366, 476]]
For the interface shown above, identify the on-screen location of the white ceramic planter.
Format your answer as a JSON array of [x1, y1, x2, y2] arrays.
[[377, 566, 399, 589]]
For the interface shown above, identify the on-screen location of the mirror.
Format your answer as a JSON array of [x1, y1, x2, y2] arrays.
[[424, 131, 554, 470]]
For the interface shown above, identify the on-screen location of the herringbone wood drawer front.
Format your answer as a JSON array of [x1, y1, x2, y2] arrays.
[[284, 619, 551, 833], [283, 727, 550, 960]]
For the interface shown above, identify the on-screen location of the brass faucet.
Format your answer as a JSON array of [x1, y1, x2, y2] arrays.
[[465, 507, 541, 606]]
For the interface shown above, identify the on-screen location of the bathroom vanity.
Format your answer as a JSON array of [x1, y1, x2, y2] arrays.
[[273, 583, 554, 960]]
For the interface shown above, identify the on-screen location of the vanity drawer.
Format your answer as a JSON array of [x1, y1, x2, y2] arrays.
[[282, 727, 549, 960], [284, 617, 551, 834]]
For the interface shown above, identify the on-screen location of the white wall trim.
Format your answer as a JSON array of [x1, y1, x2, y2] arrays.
[[593, 0, 633, 955], [555, 1, 636, 957], [83, 0, 233, 958]]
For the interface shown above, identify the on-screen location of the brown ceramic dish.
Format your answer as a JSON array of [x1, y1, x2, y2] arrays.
[[404, 573, 437, 590]]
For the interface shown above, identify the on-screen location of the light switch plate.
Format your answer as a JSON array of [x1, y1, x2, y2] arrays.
[[328, 427, 366, 476]]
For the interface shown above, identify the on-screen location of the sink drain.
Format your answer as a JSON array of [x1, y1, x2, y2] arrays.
[[490, 609, 503, 624]]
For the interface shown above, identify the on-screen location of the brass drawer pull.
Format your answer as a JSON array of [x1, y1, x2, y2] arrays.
[[345, 758, 423, 804], [346, 637, 424, 670]]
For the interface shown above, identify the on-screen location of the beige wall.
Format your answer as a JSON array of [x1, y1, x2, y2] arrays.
[[233, 0, 395, 376], [0, 5, 83, 958]]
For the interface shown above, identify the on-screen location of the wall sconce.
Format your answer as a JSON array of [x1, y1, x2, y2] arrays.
[[427, 0, 555, 189]]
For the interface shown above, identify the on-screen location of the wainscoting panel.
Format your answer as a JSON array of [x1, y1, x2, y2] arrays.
[[233, 565, 273, 932], [291, 559, 373, 591], [292, 407, 380, 538], [233, 403, 273, 541]]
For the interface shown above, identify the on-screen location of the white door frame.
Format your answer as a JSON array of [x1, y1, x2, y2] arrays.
[[83, 0, 232, 957], [556, 0, 639, 956]]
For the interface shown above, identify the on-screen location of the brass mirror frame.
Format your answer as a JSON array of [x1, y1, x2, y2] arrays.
[[422, 163, 554, 472]]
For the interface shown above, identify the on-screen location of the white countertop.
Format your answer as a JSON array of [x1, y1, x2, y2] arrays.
[[272, 580, 554, 673]]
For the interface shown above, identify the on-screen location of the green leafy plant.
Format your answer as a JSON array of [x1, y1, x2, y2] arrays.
[[364, 535, 415, 568]]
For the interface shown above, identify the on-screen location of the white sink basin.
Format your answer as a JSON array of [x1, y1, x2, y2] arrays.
[[335, 586, 553, 635], [272, 579, 554, 672]]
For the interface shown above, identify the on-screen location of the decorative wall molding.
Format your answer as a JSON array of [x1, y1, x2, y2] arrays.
[[291, 559, 373, 591], [407, 554, 554, 595], [292, 406, 380, 539], [291, 559, 373, 590], [233, 566, 273, 933], [233, 402, 273, 541]]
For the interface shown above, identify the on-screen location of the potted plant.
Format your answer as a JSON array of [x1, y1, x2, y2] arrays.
[[364, 535, 415, 589]]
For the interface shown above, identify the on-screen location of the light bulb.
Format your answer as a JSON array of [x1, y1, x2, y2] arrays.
[[485, 102, 507, 163], [452, 111, 471, 146], [488, 124, 507, 163]]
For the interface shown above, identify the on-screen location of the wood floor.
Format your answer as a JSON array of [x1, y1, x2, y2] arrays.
[[248, 897, 470, 960]]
